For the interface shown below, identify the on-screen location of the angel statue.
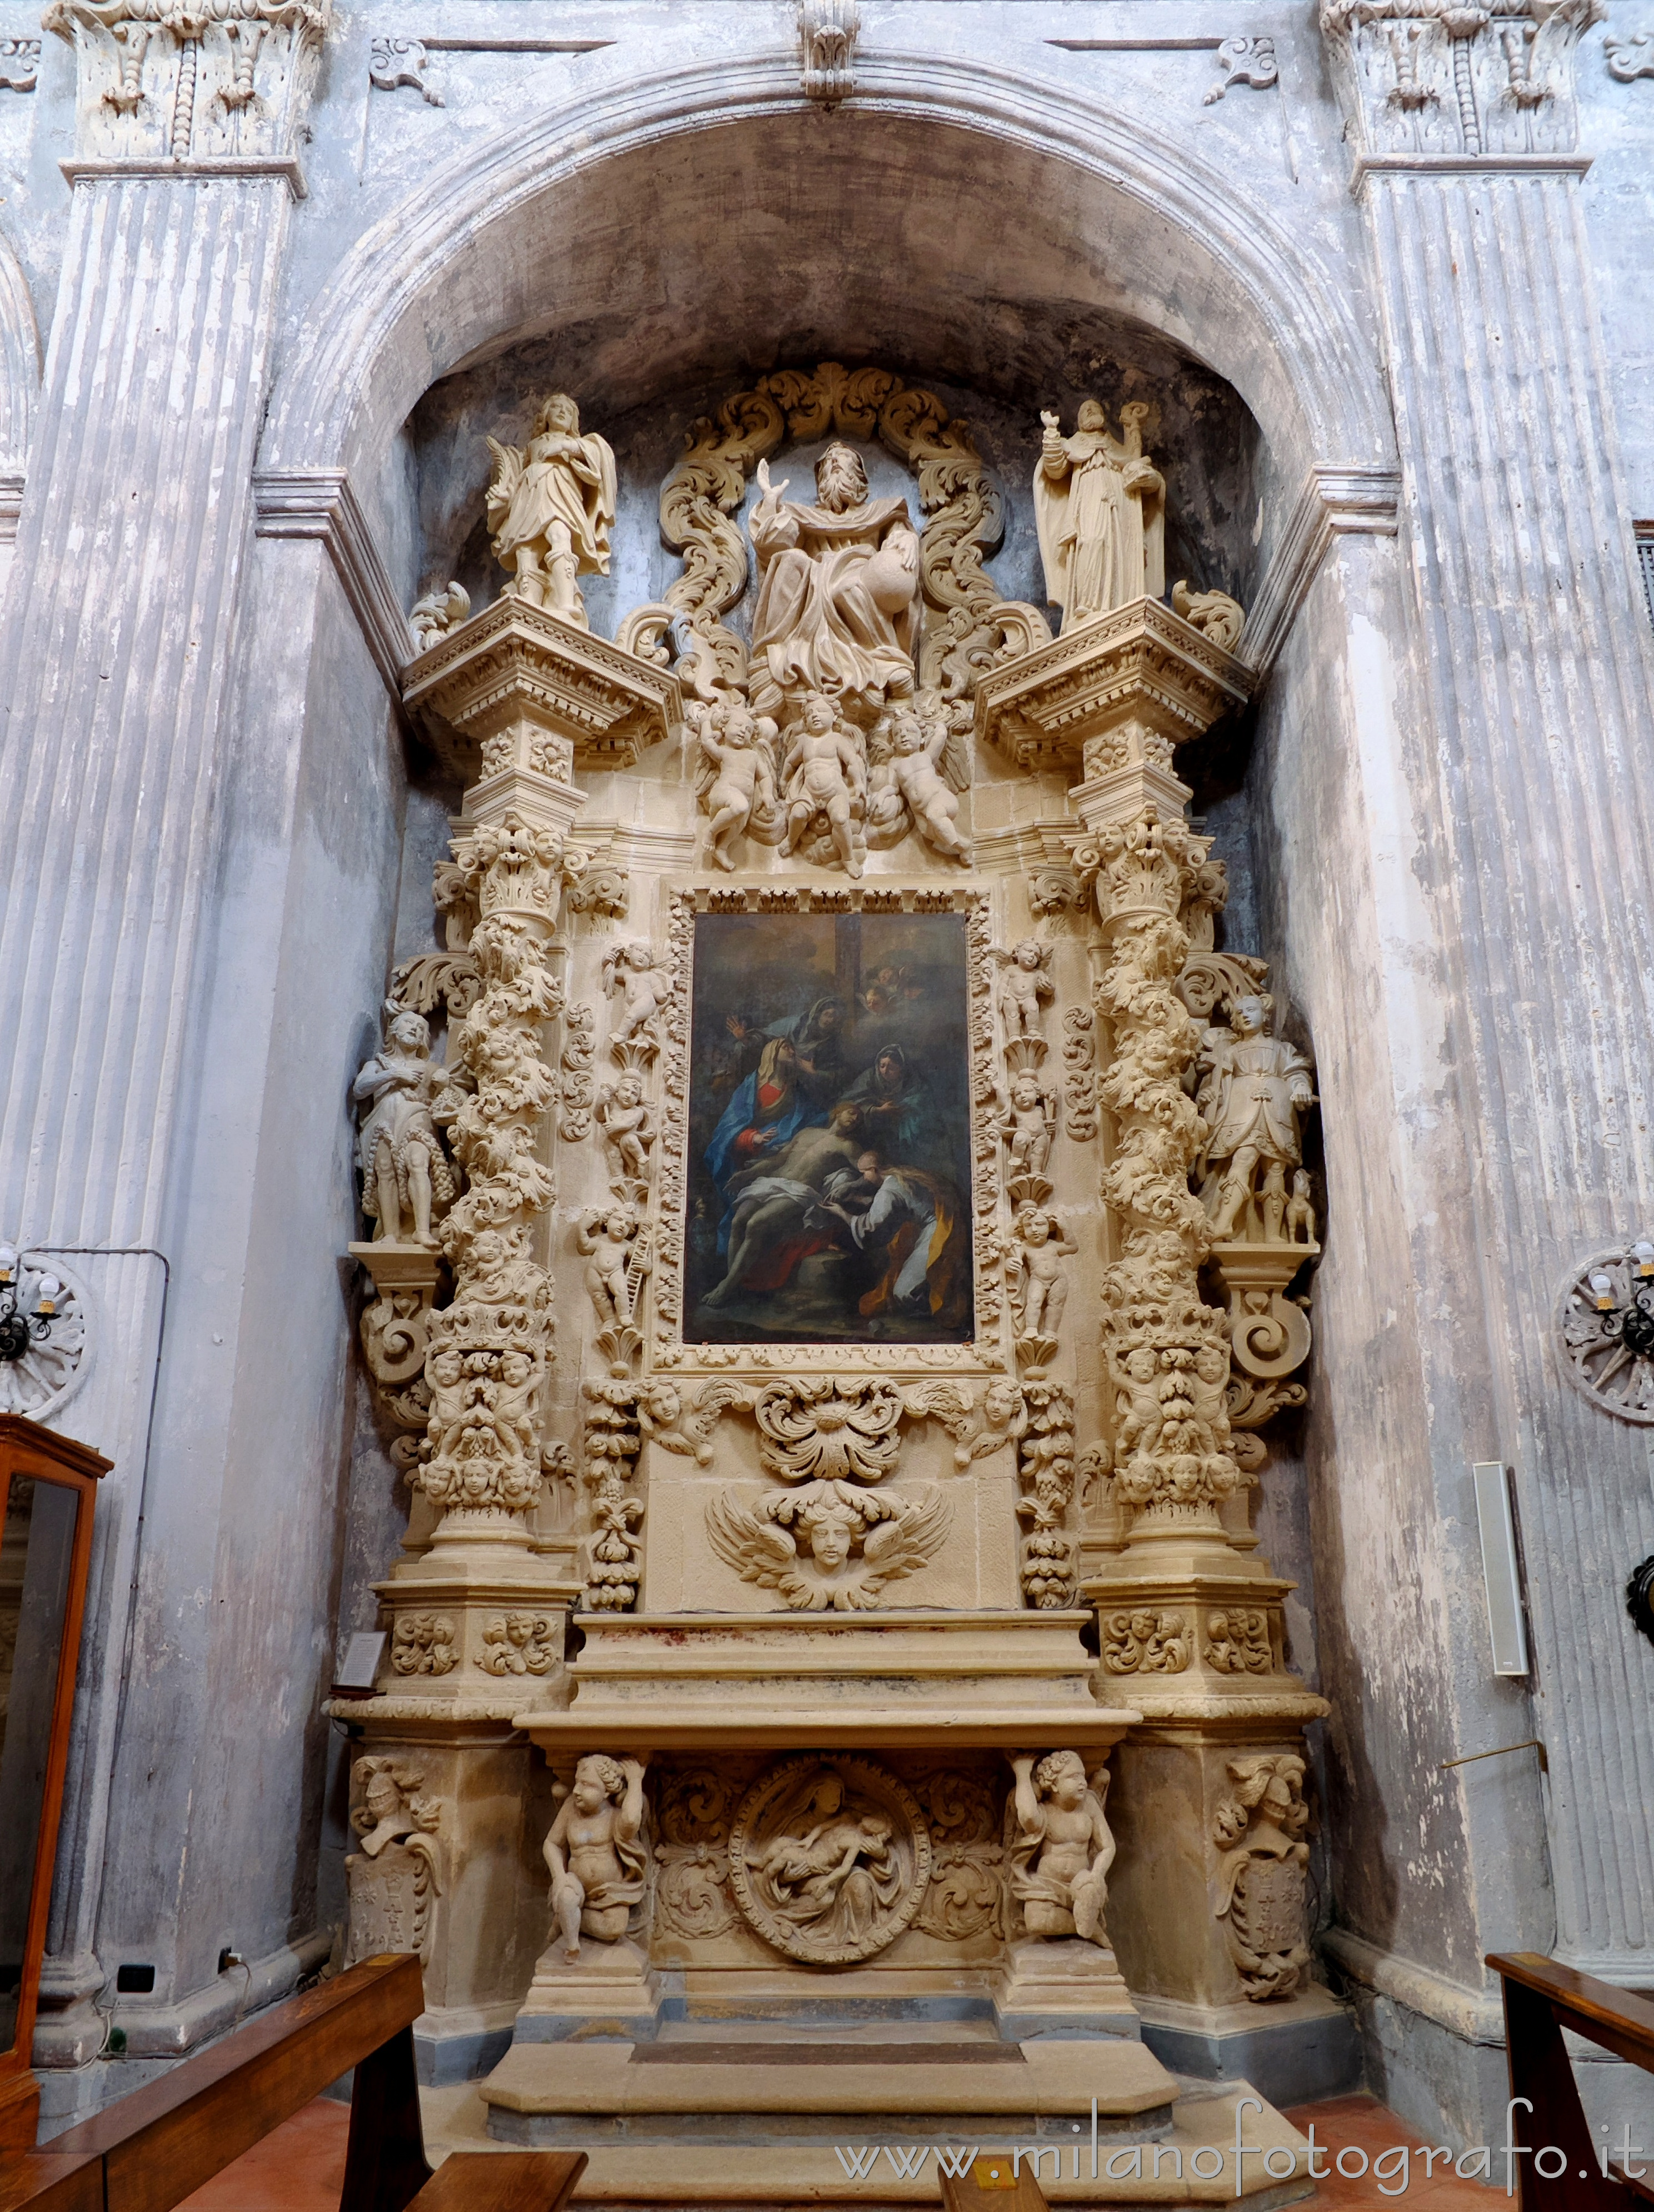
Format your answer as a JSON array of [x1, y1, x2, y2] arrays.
[[1007, 1750, 1116, 1944], [706, 1477, 952, 1612], [1034, 400, 1165, 626], [486, 392, 616, 627], [353, 1003, 456, 1248]]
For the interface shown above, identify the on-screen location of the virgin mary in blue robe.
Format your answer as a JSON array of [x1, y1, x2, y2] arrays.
[[706, 1036, 829, 1254]]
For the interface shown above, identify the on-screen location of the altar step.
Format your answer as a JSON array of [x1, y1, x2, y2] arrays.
[[425, 2068, 1315, 2205]]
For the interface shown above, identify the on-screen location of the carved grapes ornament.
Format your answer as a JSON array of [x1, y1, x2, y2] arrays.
[[727, 1756, 931, 1964]]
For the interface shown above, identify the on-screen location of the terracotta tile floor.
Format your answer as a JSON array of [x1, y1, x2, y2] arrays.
[[172, 2087, 1498, 2208], [1281, 2095, 1496, 2206]]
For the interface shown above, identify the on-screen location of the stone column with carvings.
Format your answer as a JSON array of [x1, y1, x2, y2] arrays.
[[0, 0, 330, 2108], [978, 602, 1349, 2084], [326, 594, 679, 2064], [1320, 0, 1654, 2002]]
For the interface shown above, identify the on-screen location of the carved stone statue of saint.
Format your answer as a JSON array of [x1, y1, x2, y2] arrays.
[[747, 444, 920, 720], [486, 392, 617, 626], [353, 1003, 454, 1248], [542, 1752, 648, 1964], [1194, 993, 1316, 1243], [1033, 400, 1166, 625]]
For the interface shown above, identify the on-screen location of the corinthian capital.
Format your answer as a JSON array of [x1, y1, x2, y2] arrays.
[[1318, 0, 1605, 163], [44, 0, 329, 163]]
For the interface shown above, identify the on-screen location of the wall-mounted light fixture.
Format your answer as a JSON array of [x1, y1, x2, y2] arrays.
[[0, 1246, 64, 1364]]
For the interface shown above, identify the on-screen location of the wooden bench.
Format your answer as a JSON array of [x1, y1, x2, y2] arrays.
[[0, 1953, 583, 2212], [1488, 1949, 1654, 2208]]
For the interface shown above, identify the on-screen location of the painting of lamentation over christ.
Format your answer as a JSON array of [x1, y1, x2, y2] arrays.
[[684, 912, 973, 1345]]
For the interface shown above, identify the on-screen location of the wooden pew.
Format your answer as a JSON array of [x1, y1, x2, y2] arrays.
[[0, 1953, 583, 2212], [1488, 1950, 1654, 2208]]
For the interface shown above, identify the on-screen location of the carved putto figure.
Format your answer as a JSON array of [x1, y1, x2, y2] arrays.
[[603, 940, 671, 1040], [997, 1070, 1056, 1183], [1195, 994, 1316, 1242], [748, 444, 920, 720], [1007, 1204, 1078, 1342], [698, 698, 780, 869], [542, 1752, 648, 1963], [992, 938, 1055, 1039], [486, 392, 616, 625], [576, 1205, 649, 1328], [780, 690, 868, 879], [353, 1004, 455, 1248], [888, 705, 971, 864], [1034, 400, 1166, 624], [1007, 1750, 1115, 1943], [594, 1071, 656, 1189]]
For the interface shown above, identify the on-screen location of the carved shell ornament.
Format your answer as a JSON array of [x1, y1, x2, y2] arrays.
[[1558, 1244, 1654, 1423]]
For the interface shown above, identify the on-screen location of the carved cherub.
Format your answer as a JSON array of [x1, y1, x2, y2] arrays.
[[576, 1205, 649, 1328], [966, 1377, 1029, 1463], [1007, 1750, 1115, 1944], [996, 1071, 1056, 1180], [542, 1753, 648, 1963], [594, 1069, 655, 1184], [706, 1478, 952, 1612], [1007, 1204, 1078, 1340], [781, 690, 867, 879], [889, 705, 971, 864], [602, 941, 670, 1041], [698, 699, 780, 869], [991, 939, 1055, 1038], [486, 392, 616, 624]]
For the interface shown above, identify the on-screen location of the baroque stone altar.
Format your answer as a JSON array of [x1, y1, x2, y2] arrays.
[[326, 359, 1342, 2159]]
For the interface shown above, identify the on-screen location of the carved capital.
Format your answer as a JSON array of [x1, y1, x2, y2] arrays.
[[1318, 0, 1605, 165], [45, 0, 328, 162]]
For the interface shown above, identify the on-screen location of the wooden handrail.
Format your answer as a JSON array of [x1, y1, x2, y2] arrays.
[[1487, 1950, 1654, 2210], [2, 1953, 584, 2212]]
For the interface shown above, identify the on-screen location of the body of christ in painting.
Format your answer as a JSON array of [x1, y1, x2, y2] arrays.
[[684, 912, 973, 1344]]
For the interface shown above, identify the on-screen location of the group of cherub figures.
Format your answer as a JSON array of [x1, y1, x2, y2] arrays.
[[535, 1746, 1117, 1972], [694, 683, 972, 879]]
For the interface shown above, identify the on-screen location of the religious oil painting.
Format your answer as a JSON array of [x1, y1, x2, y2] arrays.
[[684, 911, 974, 1345]]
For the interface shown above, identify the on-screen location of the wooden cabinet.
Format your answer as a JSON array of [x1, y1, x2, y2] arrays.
[[0, 1416, 108, 2153]]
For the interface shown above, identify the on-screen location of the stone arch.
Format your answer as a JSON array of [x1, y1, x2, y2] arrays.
[[261, 46, 1396, 522]]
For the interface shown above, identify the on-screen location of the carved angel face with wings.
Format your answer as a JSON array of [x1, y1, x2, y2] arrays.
[[706, 1477, 952, 1612]]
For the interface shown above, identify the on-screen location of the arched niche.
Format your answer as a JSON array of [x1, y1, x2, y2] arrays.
[[261, 49, 1397, 582]]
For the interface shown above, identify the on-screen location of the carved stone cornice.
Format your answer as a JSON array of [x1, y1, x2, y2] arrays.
[[973, 597, 1252, 782], [403, 597, 681, 780], [1318, 0, 1605, 171], [45, 0, 329, 163]]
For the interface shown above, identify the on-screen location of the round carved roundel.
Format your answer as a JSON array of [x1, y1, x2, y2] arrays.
[[1558, 1248, 1654, 1424], [727, 1755, 932, 1965]]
